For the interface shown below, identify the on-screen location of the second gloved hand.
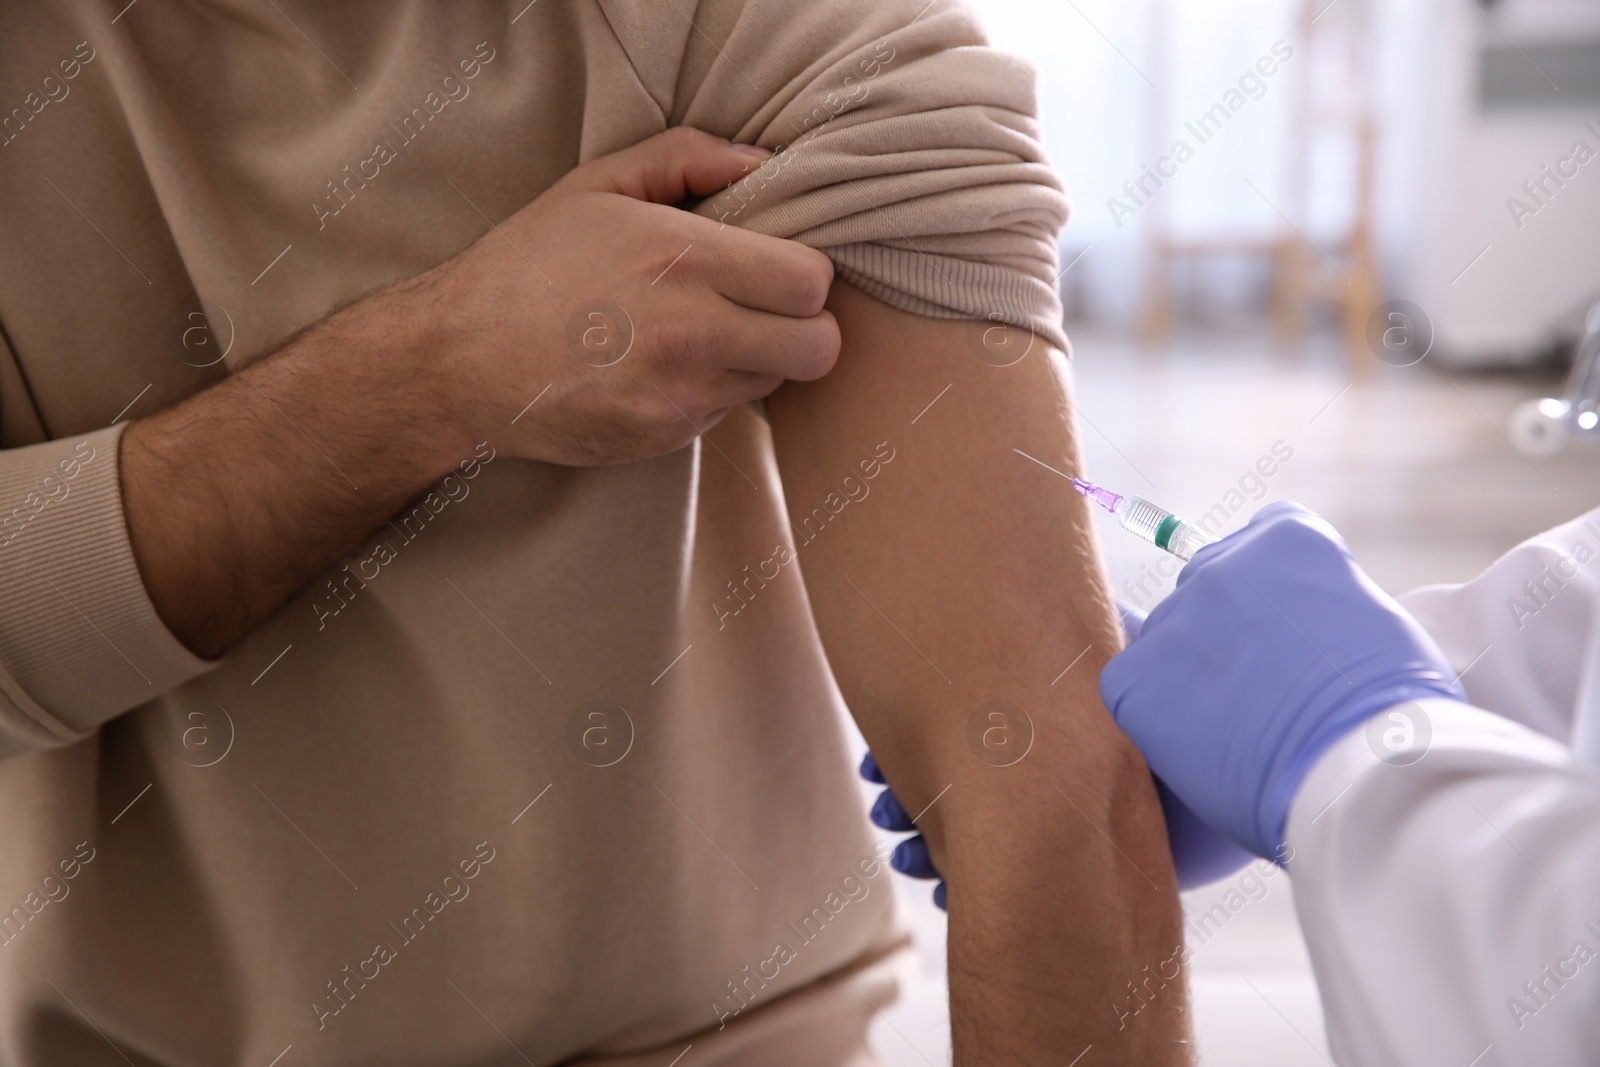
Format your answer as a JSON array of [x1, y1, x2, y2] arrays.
[[860, 751, 947, 910], [863, 601, 1254, 908], [1100, 501, 1466, 860]]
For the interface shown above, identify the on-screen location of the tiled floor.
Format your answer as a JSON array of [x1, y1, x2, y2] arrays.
[[863, 325, 1600, 1066]]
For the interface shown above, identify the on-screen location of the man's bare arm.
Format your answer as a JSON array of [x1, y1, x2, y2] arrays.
[[120, 275, 474, 658], [766, 282, 1191, 1064], [119, 131, 838, 658]]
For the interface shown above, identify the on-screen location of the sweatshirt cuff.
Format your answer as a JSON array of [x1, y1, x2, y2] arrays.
[[0, 424, 214, 753], [1286, 699, 1572, 852], [830, 242, 1070, 355]]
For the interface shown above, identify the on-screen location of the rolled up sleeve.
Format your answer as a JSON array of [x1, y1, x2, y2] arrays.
[[0, 424, 213, 759], [663, 0, 1071, 352]]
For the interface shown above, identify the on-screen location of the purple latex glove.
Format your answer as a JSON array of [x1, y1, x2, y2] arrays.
[[1102, 502, 1466, 860], [864, 602, 1253, 910]]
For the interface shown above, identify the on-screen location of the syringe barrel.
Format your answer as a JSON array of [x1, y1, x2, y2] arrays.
[[1161, 520, 1215, 561], [1115, 496, 1216, 561]]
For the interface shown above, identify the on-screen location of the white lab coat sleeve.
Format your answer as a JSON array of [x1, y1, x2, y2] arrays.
[[1398, 506, 1600, 743], [1286, 699, 1600, 1067]]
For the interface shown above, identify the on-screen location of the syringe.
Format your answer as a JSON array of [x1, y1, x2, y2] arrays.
[[1071, 477, 1215, 561], [1013, 449, 1217, 561]]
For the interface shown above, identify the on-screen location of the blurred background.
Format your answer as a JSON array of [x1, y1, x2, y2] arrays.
[[862, 0, 1600, 1061]]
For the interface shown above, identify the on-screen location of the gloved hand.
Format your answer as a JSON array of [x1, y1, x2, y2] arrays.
[[862, 602, 1254, 909], [860, 750, 947, 910], [1101, 501, 1466, 860]]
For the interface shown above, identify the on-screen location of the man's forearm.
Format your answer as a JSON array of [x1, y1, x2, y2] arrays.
[[118, 130, 840, 660], [767, 282, 1190, 1063], [939, 697, 1182, 1062], [121, 272, 472, 658]]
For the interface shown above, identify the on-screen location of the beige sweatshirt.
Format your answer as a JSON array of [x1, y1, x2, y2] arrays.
[[0, 1, 1068, 1064]]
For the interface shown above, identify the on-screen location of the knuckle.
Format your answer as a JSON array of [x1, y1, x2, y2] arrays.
[[644, 234, 698, 287], [644, 316, 714, 373], [687, 237, 725, 281], [623, 389, 684, 439], [794, 312, 841, 379], [663, 125, 717, 156], [793, 250, 834, 314]]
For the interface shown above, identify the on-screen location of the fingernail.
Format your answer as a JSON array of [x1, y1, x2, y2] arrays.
[[734, 143, 773, 159]]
